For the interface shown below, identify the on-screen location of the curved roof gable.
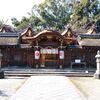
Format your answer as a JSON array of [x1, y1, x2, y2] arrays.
[[86, 26, 97, 34], [61, 27, 75, 38], [34, 29, 65, 40], [0, 25, 15, 33], [20, 26, 35, 37]]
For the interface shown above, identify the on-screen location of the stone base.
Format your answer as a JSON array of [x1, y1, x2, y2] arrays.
[[0, 71, 4, 79], [41, 64, 45, 67], [94, 73, 100, 79], [36, 65, 39, 69], [59, 65, 62, 69]]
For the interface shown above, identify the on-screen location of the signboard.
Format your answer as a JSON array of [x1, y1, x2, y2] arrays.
[[40, 49, 58, 54], [75, 59, 81, 63], [35, 50, 40, 59], [20, 44, 32, 48], [59, 50, 64, 59]]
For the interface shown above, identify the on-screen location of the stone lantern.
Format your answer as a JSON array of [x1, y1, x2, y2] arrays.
[[94, 50, 100, 79]]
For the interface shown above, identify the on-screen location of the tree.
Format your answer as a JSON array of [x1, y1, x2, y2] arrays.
[[70, 0, 100, 31], [31, 0, 71, 31], [11, 0, 100, 32], [12, 0, 72, 31], [0, 19, 8, 28], [11, 18, 20, 27], [11, 17, 30, 29]]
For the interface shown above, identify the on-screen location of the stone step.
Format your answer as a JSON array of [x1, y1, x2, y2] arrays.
[[4, 70, 94, 77]]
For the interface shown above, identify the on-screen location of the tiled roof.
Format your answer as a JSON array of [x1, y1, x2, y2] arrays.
[[78, 39, 100, 46], [34, 29, 62, 38], [0, 37, 18, 45], [0, 32, 19, 37], [0, 32, 19, 45], [79, 33, 100, 39]]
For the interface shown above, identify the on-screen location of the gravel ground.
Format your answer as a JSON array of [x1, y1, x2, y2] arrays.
[[69, 77, 100, 100], [0, 77, 27, 100]]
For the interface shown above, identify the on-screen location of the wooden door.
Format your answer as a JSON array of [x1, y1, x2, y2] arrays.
[[40, 54, 59, 68]]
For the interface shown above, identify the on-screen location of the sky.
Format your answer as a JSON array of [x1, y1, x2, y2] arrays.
[[0, 0, 45, 25]]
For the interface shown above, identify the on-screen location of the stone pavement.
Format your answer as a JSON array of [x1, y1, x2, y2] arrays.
[[0, 78, 26, 100], [10, 76, 86, 100], [70, 77, 100, 100]]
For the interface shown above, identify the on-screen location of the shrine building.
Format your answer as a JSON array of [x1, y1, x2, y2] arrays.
[[0, 26, 99, 69]]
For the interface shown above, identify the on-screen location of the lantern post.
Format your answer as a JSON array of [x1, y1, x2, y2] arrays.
[[34, 41, 40, 69], [59, 41, 64, 69], [94, 50, 100, 79]]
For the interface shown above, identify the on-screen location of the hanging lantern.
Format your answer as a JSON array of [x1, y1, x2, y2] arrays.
[[59, 50, 64, 59], [35, 50, 40, 60]]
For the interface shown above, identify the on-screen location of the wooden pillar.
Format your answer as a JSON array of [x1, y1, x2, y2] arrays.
[[0, 50, 3, 69], [41, 54, 45, 67], [59, 41, 64, 69], [34, 40, 40, 68]]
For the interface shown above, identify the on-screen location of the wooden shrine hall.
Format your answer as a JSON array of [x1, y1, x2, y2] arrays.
[[0, 26, 100, 69]]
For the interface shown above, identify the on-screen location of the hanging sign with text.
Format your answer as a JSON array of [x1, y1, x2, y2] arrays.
[[59, 50, 64, 59], [40, 49, 58, 54], [35, 50, 40, 60]]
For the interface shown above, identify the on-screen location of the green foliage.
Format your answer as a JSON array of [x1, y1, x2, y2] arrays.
[[12, 0, 71, 31], [11, 0, 100, 32], [11, 18, 20, 27], [0, 19, 8, 28], [11, 17, 30, 29], [70, 0, 100, 30], [31, 0, 71, 31]]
